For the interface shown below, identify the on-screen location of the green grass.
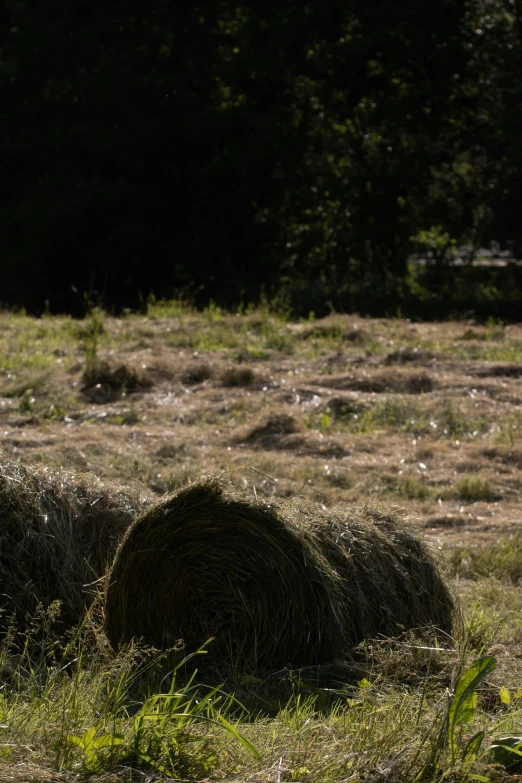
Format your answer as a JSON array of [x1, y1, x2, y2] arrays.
[[454, 341, 522, 362], [0, 369, 50, 398], [305, 398, 489, 442], [455, 477, 494, 502], [148, 311, 298, 354], [1, 305, 522, 781], [146, 295, 193, 320], [491, 411, 522, 446], [0, 314, 80, 373], [433, 476, 495, 504], [0, 622, 258, 779], [1, 304, 520, 376], [397, 476, 432, 500], [451, 530, 522, 583], [2, 601, 522, 782]]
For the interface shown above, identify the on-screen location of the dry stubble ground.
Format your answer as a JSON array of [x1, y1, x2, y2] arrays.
[[1, 304, 522, 781], [1, 307, 520, 550]]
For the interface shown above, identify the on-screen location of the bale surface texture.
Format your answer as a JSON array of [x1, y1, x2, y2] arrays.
[[104, 481, 455, 667], [0, 457, 149, 632]]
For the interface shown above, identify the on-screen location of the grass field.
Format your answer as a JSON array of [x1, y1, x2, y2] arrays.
[[1, 303, 522, 782]]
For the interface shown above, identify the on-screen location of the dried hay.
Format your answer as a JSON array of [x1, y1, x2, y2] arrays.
[[0, 458, 149, 632], [299, 325, 369, 345], [482, 447, 522, 468], [180, 362, 214, 385], [471, 363, 522, 378], [325, 396, 366, 419], [319, 370, 435, 395], [241, 415, 348, 457], [219, 366, 257, 387], [104, 481, 456, 668], [82, 358, 152, 402], [342, 327, 370, 344], [243, 414, 301, 446], [0, 761, 153, 783], [384, 348, 436, 366], [458, 328, 487, 341], [299, 324, 343, 340]]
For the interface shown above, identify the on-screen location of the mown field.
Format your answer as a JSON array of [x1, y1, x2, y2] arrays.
[[1, 302, 522, 782]]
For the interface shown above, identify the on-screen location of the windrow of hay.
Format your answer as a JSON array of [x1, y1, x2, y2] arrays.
[[323, 370, 435, 394], [0, 457, 150, 633], [82, 357, 153, 402], [471, 362, 522, 378], [241, 414, 348, 457], [384, 348, 437, 366], [243, 413, 302, 447], [219, 365, 257, 387], [104, 481, 456, 669]]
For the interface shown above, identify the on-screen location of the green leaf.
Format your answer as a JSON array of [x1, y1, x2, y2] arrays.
[[213, 712, 261, 761], [293, 678, 312, 690], [92, 735, 124, 749], [500, 686, 511, 705], [239, 673, 262, 685], [490, 737, 522, 772], [461, 731, 484, 766], [138, 711, 197, 723], [84, 751, 100, 771], [454, 692, 477, 726], [66, 735, 85, 749], [132, 752, 174, 777], [448, 656, 496, 762], [83, 726, 96, 748]]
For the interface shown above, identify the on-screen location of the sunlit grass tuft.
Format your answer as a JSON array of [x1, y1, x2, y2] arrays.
[[455, 476, 494, 502], [451, 531, 522, 584]]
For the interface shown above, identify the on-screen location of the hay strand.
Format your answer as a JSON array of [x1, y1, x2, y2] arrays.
[[104, 481, 455, 668], [0, 458, 149, 632]]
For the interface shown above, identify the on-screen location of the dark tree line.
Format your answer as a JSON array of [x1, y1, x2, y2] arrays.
[[1, 1, 522, 316]]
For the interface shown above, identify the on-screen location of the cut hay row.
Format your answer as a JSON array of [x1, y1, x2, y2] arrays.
[[0, 457, 150, 632], [105, 481, 456, 669]]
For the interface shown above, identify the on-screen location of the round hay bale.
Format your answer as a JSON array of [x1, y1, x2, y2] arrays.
[[0, 457, 150, 632], [104, 481, 456, 668]]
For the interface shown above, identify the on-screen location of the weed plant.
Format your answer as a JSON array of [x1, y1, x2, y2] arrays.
[[2, 600, 522, 781]]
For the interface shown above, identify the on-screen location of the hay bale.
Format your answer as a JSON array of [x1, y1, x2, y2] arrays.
[[104, 481, 455, 668], [0, 458, 150, 632]]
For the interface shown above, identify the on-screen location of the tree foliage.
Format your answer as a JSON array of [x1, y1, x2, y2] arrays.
[[1, 0, 521, 315]]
